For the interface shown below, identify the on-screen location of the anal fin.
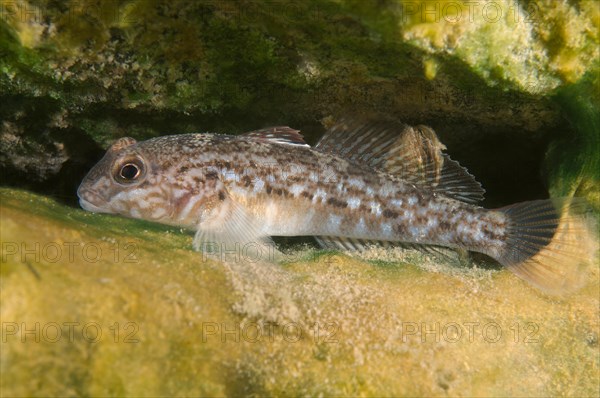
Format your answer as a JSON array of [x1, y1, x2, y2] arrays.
[[400, 243, 468, 264], [315, 236, 395, 251], [315, 236, 467, 264], [315, 236, 393, 251]]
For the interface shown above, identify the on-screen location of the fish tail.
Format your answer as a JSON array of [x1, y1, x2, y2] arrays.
[[494, 198, 597, 294]]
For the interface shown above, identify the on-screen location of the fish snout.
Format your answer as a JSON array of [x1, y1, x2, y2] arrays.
[[77, 185, 110, 213]]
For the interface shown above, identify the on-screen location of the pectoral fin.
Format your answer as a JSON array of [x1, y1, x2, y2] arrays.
[[193, 185, 275, 260]]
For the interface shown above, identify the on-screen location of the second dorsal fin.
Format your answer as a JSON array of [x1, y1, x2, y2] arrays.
[[242, 126, 310, 147], [315, 119, 485, 204]]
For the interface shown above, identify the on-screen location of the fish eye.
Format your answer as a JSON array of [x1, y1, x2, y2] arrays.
[[120, 163, 140, 180], [113, 157, 146, 184]]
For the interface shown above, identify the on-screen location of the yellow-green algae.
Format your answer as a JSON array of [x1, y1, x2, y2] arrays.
[[1, 188, 599, 396], [399, 0, 599, 94]]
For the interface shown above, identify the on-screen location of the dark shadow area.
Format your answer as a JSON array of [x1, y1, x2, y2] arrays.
[[0, 113, 567, 210], [1, 128, 104, 208]]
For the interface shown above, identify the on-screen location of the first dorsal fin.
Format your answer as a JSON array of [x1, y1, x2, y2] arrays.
[[315, 119, 485, 204], [242, 126, 310, 147]]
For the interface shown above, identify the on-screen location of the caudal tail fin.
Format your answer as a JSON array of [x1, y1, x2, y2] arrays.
[[495, 199, 597, 294]]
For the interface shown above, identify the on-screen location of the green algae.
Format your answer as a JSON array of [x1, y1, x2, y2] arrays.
[[1, 188, 599, 396], [546, 71, 600, 211]]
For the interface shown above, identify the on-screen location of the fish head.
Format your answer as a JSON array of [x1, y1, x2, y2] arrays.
[[77, 137, 172, 221]]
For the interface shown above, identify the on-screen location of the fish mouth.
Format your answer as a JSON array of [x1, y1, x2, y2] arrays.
[[78, 197, 111, 213], [77, 188, 111, 214]]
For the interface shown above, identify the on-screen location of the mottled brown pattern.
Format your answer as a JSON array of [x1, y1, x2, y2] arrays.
[[78, 132, 510, 258], [327, 197, 348, 208], [383, 209, 398, 219]]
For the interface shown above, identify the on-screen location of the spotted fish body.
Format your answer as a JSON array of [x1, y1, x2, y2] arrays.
[[78, 121, 590, 293]]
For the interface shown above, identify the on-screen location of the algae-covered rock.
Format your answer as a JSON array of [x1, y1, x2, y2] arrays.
[[1, 189, 599, 396], [399, 0, 599, 94]]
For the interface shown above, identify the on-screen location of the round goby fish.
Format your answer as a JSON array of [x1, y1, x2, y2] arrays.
[[78, 120, 593, 294]]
